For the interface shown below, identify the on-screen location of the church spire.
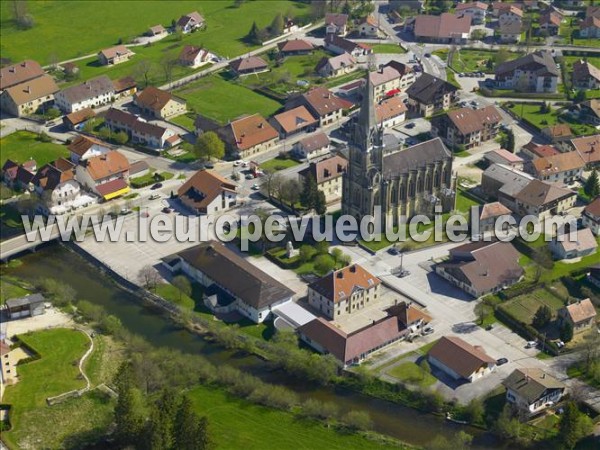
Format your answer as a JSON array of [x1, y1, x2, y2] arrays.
[[353, 77, 381, 151]]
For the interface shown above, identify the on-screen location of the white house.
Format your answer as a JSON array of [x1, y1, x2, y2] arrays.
[[177, 11, 204, 33], [291, 132, 330, 160], [75, 150, 131, 201], [455, 1, 488, 24], [169, 242, 295, 323], [582, 198, 600, 235], [428, 336, 496, 383], [31, 158, 86, 215], [54, 76, 115, 113], [503, 369, 566, 416], [495, 51, 559, 93], [177, 169, 238, 215], [104, 108, 181, 150], [68, 135, 111, 164]]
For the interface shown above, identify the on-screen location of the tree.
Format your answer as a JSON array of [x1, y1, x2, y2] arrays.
[[299, 245, 317, 263], [330, 247, 344, 265], [114, 363, 146, 445], [12, 0, 34, 29], [280, 179, 302, 208], [194, 131, 225, 161], [138, 265, 161, 291], [246, 21, 263, 45], [172, 275, 192, 302], [560, 321, 574, 343], [341, 410, 372, 431], [314, 190, 327, 215], [146, 406, 171, 450], [174, 395, 211, 450], [419, 359, 431, 381], [315, 240, 330, 255], [558, 401, 594, 450], [494, 48, 511, 66], [160, 53, 177, 84], [584, 170, 599, 198], [574, 90, 586, 102], [474, 301, 492, 325], [314, 254, 335, 274], [465, 399, 484, 425], [45, 107, 60, 120], [426, 431, 473, 450], [532, 305, 552, 330], [504, 129, 515, 153], [300, 173, 319, 209], [114, 131, 128, 145], [270, 12, 284, 36], [493, 405, 521, 441], [134, 59, 153, 87], [310, 0, 327, 20]]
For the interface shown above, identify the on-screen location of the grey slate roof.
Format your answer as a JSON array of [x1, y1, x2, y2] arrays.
[[406, 72, 457, 104], [6, 293, 45, 309], [502, 368, 565, 404], [177, 242, 294, 310], [495, 51, 559, 78], [484, 164, 533, 197], [58, 76, 114, 104], [382, 137, 452, 179]]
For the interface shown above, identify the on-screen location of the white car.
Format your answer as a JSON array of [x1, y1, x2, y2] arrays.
[[251, 183, 260, 190], [525, 341, 537, 349], [233, 161, 241, 167]]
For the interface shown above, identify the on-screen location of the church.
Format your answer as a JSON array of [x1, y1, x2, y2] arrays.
[[342, 80, 456, 229]]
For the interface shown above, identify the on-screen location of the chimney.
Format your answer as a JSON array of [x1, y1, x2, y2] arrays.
[[259, 123, 264, 129], [378, 64, 384, 74], [349, 265, 356, 273], [25, 85, 31, 94], [337, 271, 344, 278]]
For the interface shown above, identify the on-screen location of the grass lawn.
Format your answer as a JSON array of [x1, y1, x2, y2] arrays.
[[170, 113, 197, 131], [0, 204, 24, 229], [188, 385, 401, 450], [386, 362, 437, 388], [2, 328, 92, 448], [0, 275, 31, 305], [0, 131, 69, 166], [325, 69, 368, 88], [455, 188, 481, 214], [370, 43, 406, 54], [175, 72, 282, 125], [507, 103, 559, 130], [0, 1, 310, 65], [562, 55, 600, 72], [155, 282, 196, 310], [260, 157, 300, 172], [501, 289, 564, 324]]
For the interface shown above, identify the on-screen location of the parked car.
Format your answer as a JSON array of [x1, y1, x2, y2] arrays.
[[233, 160, 241, 167], [245, 174, 254, 180], [388, 247, 399, 255], [120, 208, 132, 215], [149, 193, 160, 200], [204, 162, 214, 169], [496, 358, 509, 366], [525, 341, 538, 349], [422, 326, 434, 335], [396, 269, 410, 278], [251, 183, 260, 190], [161, 207, 172, 213], [424, 53, 431, 58], [405, 122, 415, 129], [151, 183, 163, 190]]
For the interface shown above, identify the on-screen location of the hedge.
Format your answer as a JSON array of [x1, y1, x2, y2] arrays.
[[495, 306, 559, 356]]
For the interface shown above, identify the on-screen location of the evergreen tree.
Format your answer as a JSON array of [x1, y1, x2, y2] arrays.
[[561, 321, 574, 343], [247, 21, 260, 44], [532, 305, 552, 330], [173, 395, 210, 450], [505, 129, 515, 153], [146, 406, 171, 450], [270, 13, 284, 36], [584, 170, 599, 198], [114, 363, 146, 445], [558, 401, 593, 450], [315, 190, 327, 215], [300, 174, 318, 209]]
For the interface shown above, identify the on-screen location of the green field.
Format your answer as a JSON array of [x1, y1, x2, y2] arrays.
[[386, 362, 437, 388], [505, 103, 598, 136], [260, 156, 300, 172], [175, 72, 283, 124], [501, 290, 565, 324], [0, 275, 31, 305], [0, 131, 69, 166], [188, 385, 401, 450], [155, 281, 196, 310], [370, 43, 406, 54], [0, 1, 310, 65], [2, 328, 95, 448]]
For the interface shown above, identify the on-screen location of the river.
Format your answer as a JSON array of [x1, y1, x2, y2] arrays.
[[5, 244, 508, 449]]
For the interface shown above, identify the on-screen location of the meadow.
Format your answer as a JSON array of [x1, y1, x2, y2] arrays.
[[0, 131, 69, 166], [0, 0, 310, 65]]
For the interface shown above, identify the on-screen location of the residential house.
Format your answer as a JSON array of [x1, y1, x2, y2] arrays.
[[178, 45, 215, 68], [177, 169, 237, 214], [271, 106, 318, 138], [436, 241, 524, 298], [531, 151, 584, 185], [112, 76, 137, 99], [358, 15, 380, 37], [298, 303, 430, 367], [428, 336, 496, 382], [550, 228, 597, 260], [521, 141, 561, 160], [481, 163, 534, 208], [498, 15, 523, 43], [291, 132, 331, 160], [325, 13, 349, 35], [493, 2, 523, 17], [218, 113, 279, 159], [147, 24, 167, 37], [432, 105, 502, 150], [315, 53, 357, 78], [572, 60, 600, 90], [0, 74, 58, 117], [54, 76, 115, 113], [494, 51, 559, 93], [541, 124, 574, 152], [31, 158, 84, 214], [375, 96, 407, 128], [68, 135, 111, 164], [277, 39, 314, 56], [406, 73, 458, 117], [0, 60, 44, 91], [337, 79, 365, 98], [308, 264, 381, 319], [129, 160, 150, 178], [582, 197, 600, 235], [484, 149, 524, 170], [170, 242, 294, 323], [104, 108, 180, 150], [498, 4, 524, 22], [75, 150, 130, 200], [287, 86, 351, 127], [539, 11, 562, 35], [324, 34, 372, 59], [63, 108, 96, 131], [474, 202, 514, 235], [2, 159, 36, 189], [571, 135, 600, 168], [134, 86, 186, 119], [229, 56, 269, 76], [558, 298, 597, 333], [5, 294, 45, 320], [579, 15, 600, 39], [503, 369, 566, 416], [298, 154, 347, 203], [411, 13, 472, 44], [383, 60, 416, 91], [97, 45, 134, 66], [513, 179, 577, 219], [369, 64, 414, 102], [455, 1, 488, 24], [579, 99, 600, 127], [177, 11, 204, 33]]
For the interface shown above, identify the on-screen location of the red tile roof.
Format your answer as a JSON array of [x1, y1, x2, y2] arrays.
[[428, 336, 495, 379], [309, 264, 380, 303], [228, 114, 278, 151]]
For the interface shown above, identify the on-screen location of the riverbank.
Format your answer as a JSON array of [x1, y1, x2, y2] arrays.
[[2, 244, 497, 448]]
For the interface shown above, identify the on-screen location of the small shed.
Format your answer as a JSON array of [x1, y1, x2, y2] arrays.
[[6, 294, 46, 319]]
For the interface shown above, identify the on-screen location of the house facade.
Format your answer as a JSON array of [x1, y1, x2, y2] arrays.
[[455, 1, 488, 24], [308, 264, 381, 319], [325, 13, 348, 35], [375, 96, 407, 129], [494, 51, 559, 93], [286, 87, 349, 127], [97, 45, 134, 66], [324, 34, 372, 59], [218, 113, 278, 159], [178, 45, 215, 68], [299, 153, 347, 204], [134, 86, 187, 119], [504, 369, 566, 416], [550, 228, 597, 260], [582, 197, 600, 235], [177, 169, 237, 215], [558, 299, 597, 333], [531, 152, 585, 185], [271, 106, 318, 138], [104, 108, 180, 150], [291, 132, 330, 160], [428, 336, 496, 382], [31, 159, 85, 214], [75, 150, 130, 201], [0, 74, 58, 117], [177, 11, 204, 33], [513, 179, 576, 220], [54, 76, 115, 113], [432, 106, 502, 150], [572, 60, 600, 90], [68, 135, 111, 164], [316, 53, 357, 78], [406, 73, 458, 117]]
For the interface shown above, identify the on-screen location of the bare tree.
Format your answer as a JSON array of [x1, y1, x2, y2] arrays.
[[138, 265, 161, 291], [172, 275, 192, 302], [134, 59, 154, 88], [160, 53, 177, 84], [280, 179, 302, 208]]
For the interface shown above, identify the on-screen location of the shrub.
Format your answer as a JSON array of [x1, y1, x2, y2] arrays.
[[341, 410, 373, 431]]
